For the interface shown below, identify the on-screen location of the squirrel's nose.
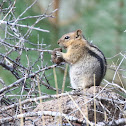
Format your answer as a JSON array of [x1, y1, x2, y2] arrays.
[[57, 41, 60, 44]]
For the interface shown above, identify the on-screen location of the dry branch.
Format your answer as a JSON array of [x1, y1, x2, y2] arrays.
[[1, 109, 126, 126], [0, 64, 57, 94], [0, 20, 49, 32], [96, 118, 126, 126], [1, 88, 125, 126], [0, 111, 84, 125]]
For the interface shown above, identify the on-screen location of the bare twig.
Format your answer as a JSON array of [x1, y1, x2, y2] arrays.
[[0, 64, 57, 95], [96, 118, 126, 126], [1, 89, 125, 114], [104, 79, 126, 94], [0, 20, 49, 32], [0, 0, 16, 23], [0, 110, 84, 125], [0, 110, 126, 126], [14, 0, 38, 24]]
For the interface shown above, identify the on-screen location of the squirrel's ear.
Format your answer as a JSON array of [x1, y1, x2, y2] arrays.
[[75, 29, 82, 39]]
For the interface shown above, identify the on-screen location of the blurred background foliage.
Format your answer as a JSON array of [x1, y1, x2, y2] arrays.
[[0, 0, 126, 93]]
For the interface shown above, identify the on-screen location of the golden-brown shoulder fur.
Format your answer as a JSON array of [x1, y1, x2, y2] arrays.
[[52, 29, 107, 89]]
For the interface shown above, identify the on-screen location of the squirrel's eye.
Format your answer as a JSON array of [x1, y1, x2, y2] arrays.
[[64, 36, 70, 40]]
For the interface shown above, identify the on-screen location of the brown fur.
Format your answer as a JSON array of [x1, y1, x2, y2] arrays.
[[55, 29, 107, 89]]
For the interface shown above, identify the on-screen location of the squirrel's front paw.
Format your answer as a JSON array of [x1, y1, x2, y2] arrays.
[[56, 51, 63, 58]]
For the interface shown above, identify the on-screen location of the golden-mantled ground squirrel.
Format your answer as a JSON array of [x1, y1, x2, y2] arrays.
[[52, 29, 107, 89]]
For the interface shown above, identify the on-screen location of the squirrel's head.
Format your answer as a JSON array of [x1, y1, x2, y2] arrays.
[[57, 29, 84, 48]]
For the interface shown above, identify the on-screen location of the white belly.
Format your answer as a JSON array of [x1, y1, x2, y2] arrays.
[[69, 57, 99, 89], [69, 63, 87, 89]]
